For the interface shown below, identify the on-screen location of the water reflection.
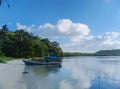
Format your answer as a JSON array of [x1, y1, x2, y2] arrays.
[[24, 65, 62, 75], [24, 65, 62, 89], [0, 60, 26, 89], [1, 57, 120, 89], [91, 76, 120, 89], [62, 57, 120, 89]]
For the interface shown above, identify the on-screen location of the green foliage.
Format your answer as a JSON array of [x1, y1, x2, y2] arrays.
[[0, 25, 63, 58], [0, 45, 4, 56], [0, 56, 14, 62], [64, 52, 93, 56], [64, 49, 120, 57], [95, 49, 120, 56]]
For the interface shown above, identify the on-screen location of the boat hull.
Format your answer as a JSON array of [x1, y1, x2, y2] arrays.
[[22, 60, 61, 66]]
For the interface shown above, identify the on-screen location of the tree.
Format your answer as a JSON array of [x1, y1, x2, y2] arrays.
[[0, 0, 2, 6], [0, 45, 4, 56], [0, 25, 63, 58], [51, 41, 63, 56], [15, 29, 25, 42], [0, 0, 10, 8], [0, 25, 9, 44]]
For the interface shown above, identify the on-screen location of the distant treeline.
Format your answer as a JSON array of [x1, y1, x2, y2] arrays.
[[95, 49, 120, 56], [64, 52, 93, 56], [0, 25, 63, 58], [64, 49, 120, 56]]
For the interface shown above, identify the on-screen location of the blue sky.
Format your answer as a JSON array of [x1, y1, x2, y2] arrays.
[[0, 0, 120, 52]]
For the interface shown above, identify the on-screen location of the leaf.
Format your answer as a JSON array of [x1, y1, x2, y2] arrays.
[[5, 0, 10, 8], [7, 4, 10, 8], [0, 0, 2, 6]]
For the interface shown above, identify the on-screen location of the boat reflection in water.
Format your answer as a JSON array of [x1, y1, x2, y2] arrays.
[[1, 57, 120, 89], [23, 65, 62, 89]]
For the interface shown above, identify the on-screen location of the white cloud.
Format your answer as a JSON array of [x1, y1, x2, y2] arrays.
[[26, 24, 35, 32], [62, 32, 120, 52], [16, 23, 27, 30], [16, 19, 120, 52], [56, 19, 90, 36], [16, 23, 35, 32], [34, 19, 90, 41], [59, 80, 73, 89], [39, 23, 55, 30]]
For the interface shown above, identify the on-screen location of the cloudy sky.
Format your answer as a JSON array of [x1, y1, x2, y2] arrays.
[[0, 0, 120, 52]]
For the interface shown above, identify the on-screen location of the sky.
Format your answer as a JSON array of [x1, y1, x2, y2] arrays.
[[0, 0, 120, 52]]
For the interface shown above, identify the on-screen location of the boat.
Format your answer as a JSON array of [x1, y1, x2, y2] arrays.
[[22, 60, 61, 66], [22, 56, 62, 66]]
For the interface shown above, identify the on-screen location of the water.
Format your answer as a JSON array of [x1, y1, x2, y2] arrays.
[[0, 56, 120, 89]]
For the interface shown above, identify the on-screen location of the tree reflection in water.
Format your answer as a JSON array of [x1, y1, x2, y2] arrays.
[[24, 65, 62, 89]]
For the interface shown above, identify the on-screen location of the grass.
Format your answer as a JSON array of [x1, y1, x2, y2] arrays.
[[0, 56, 15, 62]]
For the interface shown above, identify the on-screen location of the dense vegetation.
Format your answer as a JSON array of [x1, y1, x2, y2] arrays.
[[0, 25, 63, 58], [64, 49, 120, 56], [94, 49, 120, 56], [64, 52, 93, 56]]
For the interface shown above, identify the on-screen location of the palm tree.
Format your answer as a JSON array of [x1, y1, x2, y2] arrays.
[[0, 0, 10, 8]]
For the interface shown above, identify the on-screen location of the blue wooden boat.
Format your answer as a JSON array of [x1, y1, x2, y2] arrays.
[[22, 60, 61, 66], [23, 56, 62, 66]]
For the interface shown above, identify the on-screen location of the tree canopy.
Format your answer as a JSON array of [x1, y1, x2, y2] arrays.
[[0, 25, 63, 58], [64, 49, 120, 56]]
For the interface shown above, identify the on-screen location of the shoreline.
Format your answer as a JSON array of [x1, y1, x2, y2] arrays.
[[0, 56, 15, 63]]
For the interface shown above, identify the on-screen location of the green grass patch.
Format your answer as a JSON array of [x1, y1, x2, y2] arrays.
[[0, 56, 15, 62]]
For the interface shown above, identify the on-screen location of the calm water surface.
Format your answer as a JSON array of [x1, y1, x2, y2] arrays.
[[0, 56, 120, 89]]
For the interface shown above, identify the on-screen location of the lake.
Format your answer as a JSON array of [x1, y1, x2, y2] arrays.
[[0, 56, 120, 89]]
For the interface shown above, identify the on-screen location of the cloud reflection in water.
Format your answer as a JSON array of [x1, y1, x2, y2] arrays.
[[59, 57, 120, 89], [23, 57, 120, 89]]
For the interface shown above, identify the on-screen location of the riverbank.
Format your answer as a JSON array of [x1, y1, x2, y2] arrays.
[[0, 56, 15, 63]]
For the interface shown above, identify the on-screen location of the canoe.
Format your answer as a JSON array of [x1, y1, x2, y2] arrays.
[[22, 60, 61, 66]]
